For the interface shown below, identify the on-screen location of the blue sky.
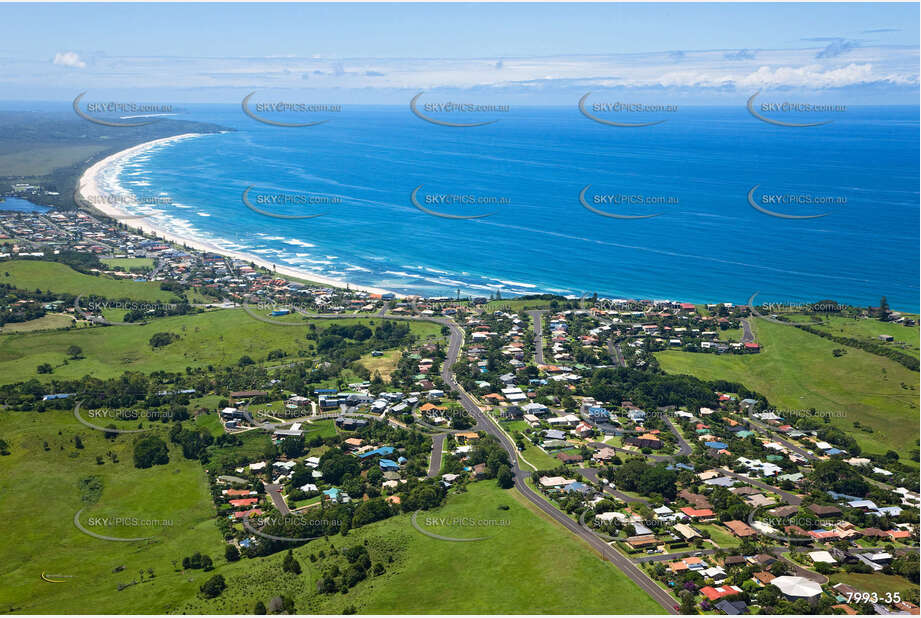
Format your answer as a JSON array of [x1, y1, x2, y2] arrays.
[[0, 3, 917, 103]]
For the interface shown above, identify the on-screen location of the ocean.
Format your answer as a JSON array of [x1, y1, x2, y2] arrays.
[[98, 104, 919, 310]]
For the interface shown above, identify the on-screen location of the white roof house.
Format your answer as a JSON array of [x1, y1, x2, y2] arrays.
[[771, 576, 822, 600]]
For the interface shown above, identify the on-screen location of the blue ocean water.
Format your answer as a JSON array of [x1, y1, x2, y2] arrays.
[[107, 105, 919, 310]]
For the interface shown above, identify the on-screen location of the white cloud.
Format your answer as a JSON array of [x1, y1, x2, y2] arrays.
[[52, 51, 86, 69]]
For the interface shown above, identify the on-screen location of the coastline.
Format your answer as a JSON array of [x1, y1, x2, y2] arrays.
[[76, 134, 399, 296]]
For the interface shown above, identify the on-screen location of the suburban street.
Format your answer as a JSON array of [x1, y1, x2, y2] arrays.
[[527, 310, 548, 364], [427, 433, 446, 478], [264, 483, 290, 516]]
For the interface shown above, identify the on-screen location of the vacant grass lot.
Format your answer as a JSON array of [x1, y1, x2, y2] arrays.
[[0, 409, 222, 614], [0, 309, 442, 385], [359, 349, 401, 382], [829, 572, 917, 599], [786, 314, 920, 359], [0, 260, 178, 302], [100, 258, 155, 271], [176, 482, 664, 614], [656, 318, 919, 457], [0, 313, 74, 333]]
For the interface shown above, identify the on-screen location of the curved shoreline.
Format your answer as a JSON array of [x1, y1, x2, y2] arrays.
[[76, 133, 399, 296]]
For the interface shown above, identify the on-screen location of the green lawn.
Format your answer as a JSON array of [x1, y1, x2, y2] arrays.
[[520, 441, 563, 471], [0, 260, 178, 302], [0, 313, 74, 333], [100, 258, 155, 272], [695, 523, 739, 549], [484, 299, 556, 312], [0, 309, 440, 385], [175, 482, 664, 614], [829, 572, 917, 599], [0, 409, 222, 614], [656, 318, 919, 457], [358, 349, 401, 382], [796, 315, 920, 359]]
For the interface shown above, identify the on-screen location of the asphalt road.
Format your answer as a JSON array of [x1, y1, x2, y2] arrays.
[[437, 319, 676, 613], [607, 336, 627, 367], [264, 483, 290, 515], [428, 433, 446, 478], [740, 318, 755, 343], [663, 418, 692, 457], [527, 310, 548, 364]]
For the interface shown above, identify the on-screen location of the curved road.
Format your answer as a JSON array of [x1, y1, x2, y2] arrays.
[[245, 302, 677, 612]]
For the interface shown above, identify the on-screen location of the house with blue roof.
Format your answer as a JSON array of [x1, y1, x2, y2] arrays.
[[704, 441, 728, 450], [379, 459, 400, 471], [563, 481, 593, 495], [359, 446, 395, 459]]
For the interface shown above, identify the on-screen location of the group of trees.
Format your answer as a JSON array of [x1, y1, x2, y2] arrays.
[[132, 435, 169, 468], [608, 459, 678, 501]]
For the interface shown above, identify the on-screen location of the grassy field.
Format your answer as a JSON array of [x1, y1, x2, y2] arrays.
[[0, 409, 223, 614], [100, 258, 155, 272], [358, 349, 401, 383], [695, 523, 740, 549], [829, 572, 917, 599], [520, 441, 563, 470], [656, 318, 919, 457], [175, 481, 664, 614], [0, 313, 74, 333], [0, 260, 179, 302], [0, 309, 442, 385], [786, 314, 920, 359], [484, 299, 558, 312]]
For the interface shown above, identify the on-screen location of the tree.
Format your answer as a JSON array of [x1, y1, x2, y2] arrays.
[[149, 332, 178, 348], [199, 574, 226, 598], [678, 590, 697, 614], [67, 345, 83, 359], [133, 436, 169, 468], [282, 550, 302, 574], [37, 363, 53, 374], [497, 465, 514, 489], [253, 601, 266, 615], [224, 544, 240, 562]]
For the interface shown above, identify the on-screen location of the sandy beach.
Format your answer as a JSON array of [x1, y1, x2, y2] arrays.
[[77, 134, 398, 296]]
